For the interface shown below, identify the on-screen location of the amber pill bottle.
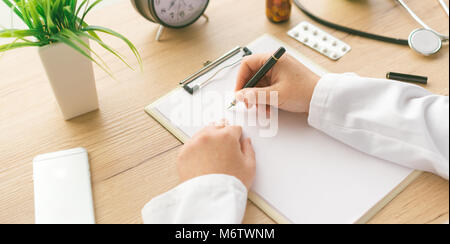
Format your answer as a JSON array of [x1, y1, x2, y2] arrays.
[[266, 0, 292, 23]]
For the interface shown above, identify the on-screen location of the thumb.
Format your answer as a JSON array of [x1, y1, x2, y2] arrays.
[[236, 86, 278, 106], [241, 138, 256, 190], [241, 138, 256, 165]]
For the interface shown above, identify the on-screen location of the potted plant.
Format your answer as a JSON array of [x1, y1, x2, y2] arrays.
[[0, 0, 142, 120]]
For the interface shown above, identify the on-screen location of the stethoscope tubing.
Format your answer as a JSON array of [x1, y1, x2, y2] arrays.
[[293, 0, 449, 45], [439, 0, 449, 16], [397, 0, 449, 43]]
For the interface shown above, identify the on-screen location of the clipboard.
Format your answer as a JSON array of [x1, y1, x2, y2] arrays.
[[144, 34, 421, 224]]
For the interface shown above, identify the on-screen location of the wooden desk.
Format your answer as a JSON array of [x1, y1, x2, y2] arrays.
[[0, 0, 448, 224]]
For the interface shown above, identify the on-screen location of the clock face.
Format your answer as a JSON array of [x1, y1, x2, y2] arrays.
[[152, 0, 209, 28]]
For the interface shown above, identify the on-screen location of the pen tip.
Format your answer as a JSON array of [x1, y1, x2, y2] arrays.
[[227, 102, 236, 110], [227, 100, 237, 110]]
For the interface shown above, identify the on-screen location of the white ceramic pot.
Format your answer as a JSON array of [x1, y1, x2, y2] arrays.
[[39, 38, 99, 120]]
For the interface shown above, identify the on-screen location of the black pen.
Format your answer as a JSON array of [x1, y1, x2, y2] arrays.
[[228, 47, 287, 109], [386, 72, 428, 85]]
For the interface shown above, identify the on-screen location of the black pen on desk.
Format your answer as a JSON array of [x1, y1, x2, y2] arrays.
[[386, 72, 428, 85], [228, 47, 287, 109]]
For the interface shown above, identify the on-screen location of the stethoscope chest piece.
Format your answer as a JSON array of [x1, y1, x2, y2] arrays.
[[409, 28, 443, 56]]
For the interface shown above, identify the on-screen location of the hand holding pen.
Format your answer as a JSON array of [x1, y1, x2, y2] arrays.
[[232, 49, 321, 114], [229, 47, 286, 109]]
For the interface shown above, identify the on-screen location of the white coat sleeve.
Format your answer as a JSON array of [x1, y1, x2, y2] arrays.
[[141, 174, 248, 224], [308, 73, 449, 180]]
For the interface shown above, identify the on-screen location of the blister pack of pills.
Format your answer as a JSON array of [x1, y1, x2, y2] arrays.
[[287, 21, 351, 60]]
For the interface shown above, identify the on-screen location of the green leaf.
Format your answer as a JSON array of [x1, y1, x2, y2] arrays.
[[0, 40, 43, 52], [0, 29, 39, 38], [77, 30, 135, 71], [75, 0, 88, 19], [80, 0, 102, 26], [83, 25, 143, 70], [2, 0, 25, 22]]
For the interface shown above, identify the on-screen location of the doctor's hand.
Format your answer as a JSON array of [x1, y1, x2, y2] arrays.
[[177, 122, 256, 190], [235, 53, 320, 113]]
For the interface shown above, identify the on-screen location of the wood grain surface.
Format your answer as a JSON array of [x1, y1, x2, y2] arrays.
[[0, 0, 448, 224]]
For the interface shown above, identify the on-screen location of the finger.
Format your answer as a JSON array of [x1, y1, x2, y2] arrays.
[[240, 98, 250, 109], [256, 104, 272, 118], [223, 125, 243, 141], [265, 105, 271, 117], [241, 138, 256, 165], [236, 86, 278, 106], [211, 118, 229, 128], [235, 54, 273, 91], [205, 123, 223, 130], [194, 124, 220, 139], [254, 76, 272, 88]]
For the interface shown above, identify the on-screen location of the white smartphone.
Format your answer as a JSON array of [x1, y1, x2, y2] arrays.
[[33, 147, 95, 224]]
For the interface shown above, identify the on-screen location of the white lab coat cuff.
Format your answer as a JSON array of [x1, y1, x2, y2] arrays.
[[142, 174, 248, 224], [308, 73, 345, 128]]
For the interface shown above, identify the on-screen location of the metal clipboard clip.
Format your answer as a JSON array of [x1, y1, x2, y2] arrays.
[[180, 46, 253, 95]]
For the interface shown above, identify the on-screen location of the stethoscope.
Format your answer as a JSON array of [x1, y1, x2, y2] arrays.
[[293, 0, 449, 56]]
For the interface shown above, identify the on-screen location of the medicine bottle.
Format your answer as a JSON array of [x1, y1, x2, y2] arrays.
[[266, 0, 292, 23]]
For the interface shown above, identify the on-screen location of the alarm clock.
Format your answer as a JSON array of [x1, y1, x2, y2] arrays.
[[131, 0, 210, 41]]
